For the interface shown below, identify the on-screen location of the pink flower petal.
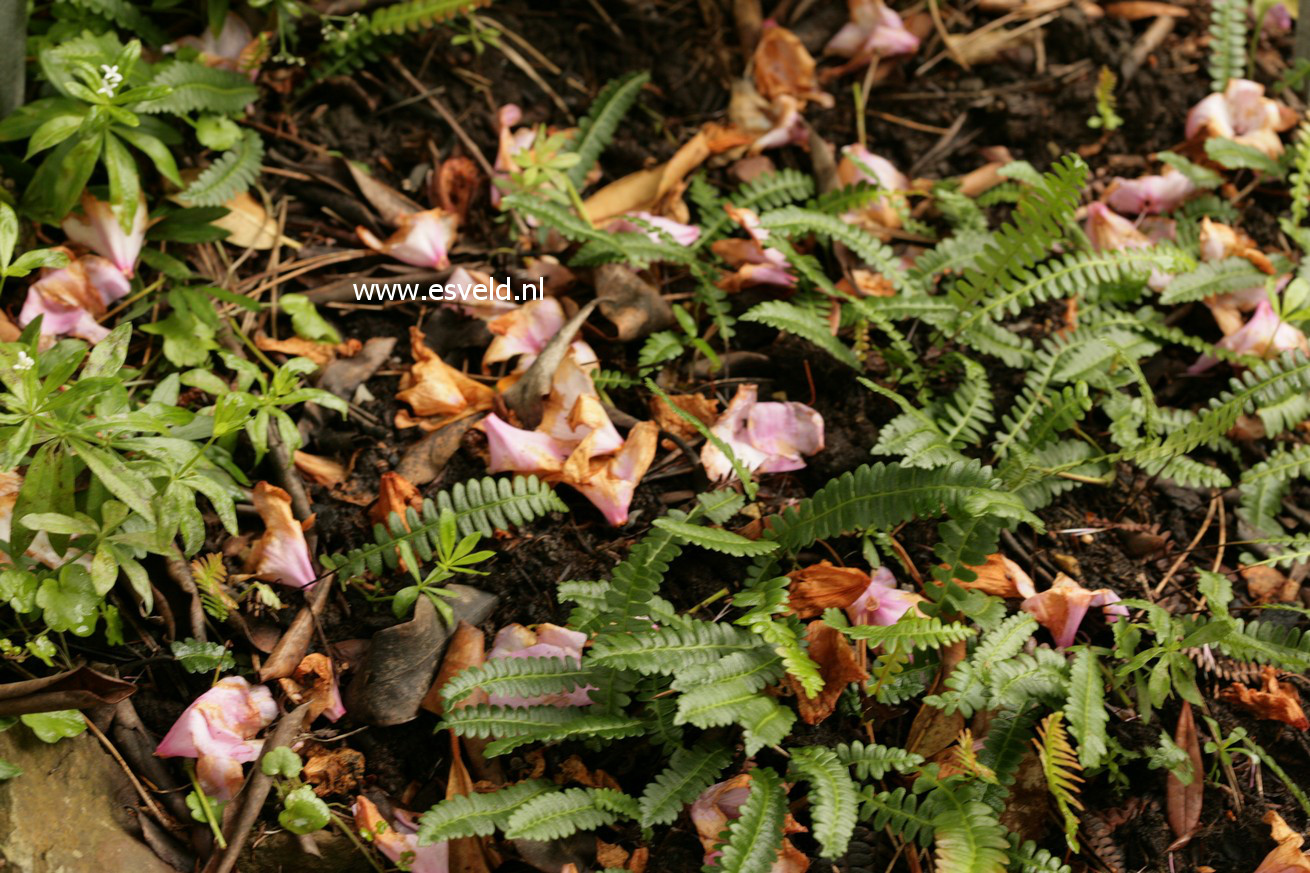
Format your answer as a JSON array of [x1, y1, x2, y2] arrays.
[[1105, 171, 1197, 215], [250, 482, 317, 590], [19, 253, 129, 343], [1186, 78, 1289, 158], [845, 566, 923, 626], [484, 297, 565, 368], [354, 796, 450, 873], [357, 209, 458, 269], [564, 422, 658, 525], [701, 385, 824, 482], [825, 0, 920, 59], [482, 414, 572, 475], [62, 193, 147, 277], [839, 145, 909, 191], [155, 676, 278, 801]]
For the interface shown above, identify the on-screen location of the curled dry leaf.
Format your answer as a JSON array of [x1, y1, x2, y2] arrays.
[[583, 128, 714, 224], [254, 332, 360, 367], [753, 22, 833, 107], [0, 665, 135, 717], [650, 392, 719, 445], [437, 156, 480, 223], [293, 450, 348, 488], [320, 335, 397, 400], [1242, 565, 1300, 604], [249, 481, 317, 591], [785, 620, 868, 724], [949, 553, 1037, 599], [1219, 666, 1310, 730], [397, 326, 496, 419], [302, 742, 365, 797], [594, 264, 675, 341], [278, 652, 346, 723], [1255, 810, 1310, 873], [369, 471, 421, 527], [1165, 701, 1203, 850], [786, 560, 871, 618]]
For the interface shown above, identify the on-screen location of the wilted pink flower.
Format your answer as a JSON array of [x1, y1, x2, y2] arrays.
[[354, 796, 449, 873], [839, 144, 909, 191], [1263, 3, 1292, 32], [357, 208, 458, 269], [62, 192, 147, 277], [712, 205, 796, 291], [20, 250, 130, 343], [492, 104, 537, 209], [607, 212, 702, 246], [482, 413, 573, 475], [249, 481, 317, 590], [1189, 298, 1309, 373], [1105, 170, 1197, 215], [562, 421, 659, 526], [701, 384, 824, 482], [172, 13, 265, 80], [1084, 203, 1176, 291], [155, 676, 278, 800], [488, 623, 592, 707], [1021, 574, 1126, 648], [751, 94, 810, 153], [826, 0, 921, 61], [539, 352, 624, 452], [483, 297, 565, 369], [1186, 78, 1293, 159], [846, 566, 924, 626]]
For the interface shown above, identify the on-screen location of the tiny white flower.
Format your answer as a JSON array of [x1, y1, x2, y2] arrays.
[[96, 64, 123, 98], [14, 351, 34, 371]]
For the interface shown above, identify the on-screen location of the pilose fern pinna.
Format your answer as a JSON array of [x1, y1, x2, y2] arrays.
[[399, 59, 1310, 873]]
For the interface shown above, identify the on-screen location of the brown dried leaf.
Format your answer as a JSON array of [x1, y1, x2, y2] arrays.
[[1242, 565, 1301, 605], [650, 393, 719, 445], [950, 554, 1037, 599], [292, 451, 347, 488], [1219, 666, 1310, 731], [786, 561, 870, 618], [369, 471, 421, 527], [785, 620, 868, 725], [0, 665, 135, 716], [753, 24, 828, 106], [583, 129, 713, 224], [277, 653, 343, 722], [301, 742, 365, 797], [1104, 1, 1188, 18], [397, 326, 496, 419], [254, 332, 360, 367], [437, 157, 480, 224], [423, 620, 486, 716], [595, 264, 675, 341], [559, 755, 623, 790], [1255, 810, 1310, 872], [1166, 701, 1203, 850]]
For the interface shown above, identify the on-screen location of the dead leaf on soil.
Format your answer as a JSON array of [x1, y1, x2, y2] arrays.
[[254, 332, 360, 367], [1219, 666, 1310, 731], [319, 335, 396, 399], [423, 620, 487, 716], [1166, 701, 1203, 850], [293, 451, 347, 488], [785, 621, 868, 724], [277, 653, 344, 722], [0, 665, 135, 716], [1242, 565, 1301, 604], [559, 755, 623, 791], [1255, 810, 1310, 872], [650, 392, 719, 446], [397, 325, 496, 419], [594, 264, 675, 341], [583, 129, 713, 224], [345, 159, 422, 226], [786, 560, 870, 618], [301, 742, 365, 796], [948, 553, 1037, 599], [437, 156, 480, 224], [369, 471, 421, 527], [397, 414, 483, 485], [1104, 1, 1188, 18]]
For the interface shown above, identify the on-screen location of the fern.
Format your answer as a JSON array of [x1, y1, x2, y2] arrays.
[[180, 130, 264, 206], [1064, 647, 1109, 769], [810, 181, 888, 216], [1034, 712, 1084, 851], [1218, 619, 1310, 670], [138, 63, 259, 115], [835, 741, 925, 780], [320, 475, 565, 580], [739, 696, 797, 755], [1286, 119, 1310, 228], [439, 656, 596, 707], [418, 779, 556, 842], [370, 0, 491, 34], [651, 517, 778, 556], [790, 746, 859, 858], [439, 704, 646, 750], [566, 71, 650, 187], [709, 767, 787, 873], [741, 299, 860, 368], [1238, 442, 1310, 533], [1158, 256, 1269, 305], [696, 170, 815, 245], [863, 787, 937, 846], [739, 610, 824, 699], [589, 523, 683, 633], [503, 787, 635, 841], [840, 616, 976, 653], [588, 622, 763, 674], [638, 742, 734, 827], [63, 0, 166, 43], [1008, 837, 1072, 873], [757, 206, 914, 293], [979, 707, 1042, 789], [929, 781, 1011, 873], [190, 552, 234, 620], [1209, 0, 1249, 91], [671, 649, 782, 693], [1206, 136, 1282, 175], [675, 677, 773, 728]]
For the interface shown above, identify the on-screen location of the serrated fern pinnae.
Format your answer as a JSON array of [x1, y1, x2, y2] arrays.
[[1064, 647, 1109, 769], [1218, 618, 1310, 670], [1286, 118, 1310, 227], [418, 778, 556, 843], [1208, 0, 1249, 91], [370, 0, 492, 33], [138, 63, 259, 115], [651, 517, 779, 556], [320, 475, 565, 580], [1008, 837, 1073, 873], [862, 787, 937, 846], [1238, 442, 1310, 533], [835, 740, 925, 780], [840, 616, 976, 652], [180, 130, 264, 206], [741, 299, 860, 368], [64, 0, 166, 43], [757, 205, 915, 293], [1158, 256, 1270, 305], [566, 71, 650, 187], [439, 656, 596, 707], [638, 742, 733, 828], [440, 704, 647, 750], [696, 169, 816, 246], [708, 767, 787, 873], [929, 782, 1011, 873], [587, 621, 763, 673], [502, 787, 633, 841], [1035, 712, 1084, 852], [789, 746, 859, 859]]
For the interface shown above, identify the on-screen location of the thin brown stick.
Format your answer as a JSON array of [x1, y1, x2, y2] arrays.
[[83, 715, 179, 831], [1153, 492, 1219, 597], [388, 58, 495, 179]]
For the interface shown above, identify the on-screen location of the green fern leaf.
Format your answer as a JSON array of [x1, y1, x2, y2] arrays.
[[834, 741, 925, 780], [789, 746, 860, 858], [417, 779, 556, 842], [1035, 712, 1084, 851], [638, 742, 734, 827], [137, 62, 258, 115], [739, 696, 797, 756], [370, 0, 492, 34], [1239, 442, 1310, 533], [180, 130, 264, 206], [1208, 0, 1248, 93], [709, 767, 787, 873], [439, 656, 595, 707], [503, 787, 633, 841], [1064, 647, 1109, 769], [652, 518, 778, 556], [741, 299, 859, 368], [588, 622, 763, 674], [757, 206, 915, 293], [840, 616, 976, 653], [567, 71, 650, 187], [929, 784, 1011, 873]]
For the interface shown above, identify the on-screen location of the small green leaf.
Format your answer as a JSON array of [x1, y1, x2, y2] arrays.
[[0, 758, 22, 780], [36, 565, 101, 636], [20, 710, 86, 743], [260, 746, 302, 779], [279, 785, 330, 834], [170, 638, 235, 674], [651, 519, 777, 556]]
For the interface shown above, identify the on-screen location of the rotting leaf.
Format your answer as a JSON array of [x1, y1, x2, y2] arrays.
[[1255, 810, 1310, 873], [1219, 666, 1310, 731], [785, 620, 867, 725], [594, 264, 674, 341], [1165, 701, 1203, 850], [785, 560, 870, 618]]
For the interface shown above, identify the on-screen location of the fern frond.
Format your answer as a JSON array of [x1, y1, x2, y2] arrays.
[[835, 741, 925, 781], [1287, 118, 1310, 227], [1008, 837, 1073, 873], [588, 622, 763, 674], [1158, 257, 1270, 305], [370, 0, 491, 34], [189, 552, 234, 620], [567, 71, 650, 187], [1209, 0, 1249, 91], [440, 704, 646, 749], [138, 63, 259, 115], [810, 181, 887, 216], [989, 650, 1068, 710], [758, 206, 914, 293], [790, 746, 859, 859], [503, 787, 634, 841], [671, 649, 782, 693], [863, 787, 936, 846], [675, 677, 772, 728], [909, 230, 990, 285], [1034, 712, 1084, 851], [840, 616, 976, 653], [1218, 619, 1310, 671], [63, 0, 166, 43], [739, 696, 797, 755], [638, 742, 733, 828], [320, 475, 565, 580], [180, 130, 264, 206], [439, 657, 595, 707], [975, 613, 1039, 668], [651, 517, 779, 556], [711, 767, 787, 873], [929, 782, 1011, 873], [696, 170, 816, 245], [979, 707, 1042, 788], [741, 299, 859, 368], [737, 609, 824, 698], [417, 779, 556, 842], [1238, 442, 1310, 533], [1064, 647, 1109, 769], [1206, 136, 1283, 175]]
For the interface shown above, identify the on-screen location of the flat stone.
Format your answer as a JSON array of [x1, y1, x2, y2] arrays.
[[0, 725, 173, 873]]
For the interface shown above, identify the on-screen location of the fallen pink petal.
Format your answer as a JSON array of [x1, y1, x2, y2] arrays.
[[357, 208, 459, 269], [249, 481, 318, 590], [846, 566, 925, 626], [701, 384, 824, 482], [61, 192, 148, 277], [826, 0, 921, 61], [354, 796, 450, 873], [155, 676, 278, 800]]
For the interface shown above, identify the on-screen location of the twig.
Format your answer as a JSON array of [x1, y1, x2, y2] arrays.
[[1153, 492, 1219, 597], [83, 715, 179, 831], [388, 58, 495, 179]]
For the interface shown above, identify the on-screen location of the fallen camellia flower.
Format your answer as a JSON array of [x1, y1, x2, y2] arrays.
[[1219, 665, 1310, 730], [249, 481, 317, 591], [279, 653, 347, 723], [692, 775, 809, 872], [538, 352, 623, 451], [1255, 810, 1310, 873], [1105, 169, 1197, 215], [606, 212, 702, 246], [155, 676, 278, 800], [836, 144, 908, 231], [825, 0, 921, 65], [1020, 573, 1127, 648], [171, 12, 266, 80], [357, 208, 459, 269], [1187, 299, 1309, 374], [711, 205, 796, 291], [1186, 77, 1296, 159], [483, 297, 565, 370], [354, 795, 449, 873], [701, 383, 824, 482], [20, 248, 129, 343], [754, 21, 835, 109], [396, 326, 496, 420], [482, 413, 573, 475], [62, 192, 147, 277], [846, 565, 924, 627], [487, 623, 593, 707], [1198, 217, 1274, 273], [561, 420, 659, 526]]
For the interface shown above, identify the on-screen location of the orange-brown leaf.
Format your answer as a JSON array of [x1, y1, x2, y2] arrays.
[[369, 471, 421, 527], [786, 561, 870, 618], [1166, 702, 1203, 850], [1255, 810, 1310, 873], [785, 621, 868, 725], [1219, 666, 1310, 731], [423, 621, 486, 716]]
